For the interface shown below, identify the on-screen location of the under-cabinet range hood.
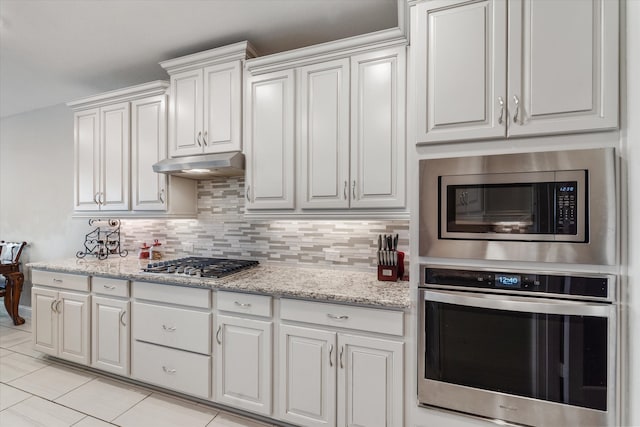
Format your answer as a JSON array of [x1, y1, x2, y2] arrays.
[[152, 152, 245, 179]]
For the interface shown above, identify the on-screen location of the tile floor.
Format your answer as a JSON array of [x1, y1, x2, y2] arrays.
[[0, 309, 277, 427]]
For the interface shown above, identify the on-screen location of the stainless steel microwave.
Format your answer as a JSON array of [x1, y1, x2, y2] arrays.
[[419, 148, 617, 265]]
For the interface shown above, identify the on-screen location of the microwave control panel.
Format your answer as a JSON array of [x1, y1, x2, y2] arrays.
[[555, 181, 578, 234]]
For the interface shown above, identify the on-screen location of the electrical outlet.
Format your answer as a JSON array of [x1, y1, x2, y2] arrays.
[[325, 249, 341, 261], [182, 242, 194, 253]]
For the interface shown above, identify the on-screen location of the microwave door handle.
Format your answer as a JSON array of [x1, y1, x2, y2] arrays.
[[422, 290, 612, 317]]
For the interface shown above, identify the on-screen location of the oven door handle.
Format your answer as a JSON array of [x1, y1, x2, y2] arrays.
[[422, 289, 613, 317]]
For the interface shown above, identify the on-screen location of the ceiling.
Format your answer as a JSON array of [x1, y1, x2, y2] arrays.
[[0, 0, 399, 119]]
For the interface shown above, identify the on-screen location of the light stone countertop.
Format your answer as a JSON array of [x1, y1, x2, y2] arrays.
[[27, 257, 410, 309]]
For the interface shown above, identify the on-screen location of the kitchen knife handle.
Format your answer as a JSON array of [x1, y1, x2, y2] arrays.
[[329, 344, 334, 367], [216, 325, 222, 345]]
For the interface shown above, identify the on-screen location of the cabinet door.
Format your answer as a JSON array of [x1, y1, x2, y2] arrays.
[[74, 109, 100, 211], [58, 291, 91, 365], [337, 334, 403, 427], [92, 296, 129, 376], [100, 102, 130, 211], [279, 325, 337, 427], [169, 69, 204, 156], [507, 0, 618, 136], [131, 95, 168, 211], [215, 315, 272, 415], [298, 59, 351, 210], [245, 70, 295, 209], [31, 287, 58, 356], [414, 0, 507, 143], [203, 61, 242, 153], [350, 47, 406, 208]]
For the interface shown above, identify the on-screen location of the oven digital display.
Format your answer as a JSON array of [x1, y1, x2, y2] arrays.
[[495, 274, 522, 288]]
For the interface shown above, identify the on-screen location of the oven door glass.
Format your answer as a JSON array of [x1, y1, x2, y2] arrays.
[[425, 301, 608, 411]]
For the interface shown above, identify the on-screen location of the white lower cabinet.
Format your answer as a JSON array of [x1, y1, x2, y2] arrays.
[[278, 300, 404, 427], [131, 282, 212, 399], [91, 296, 129, 375], [31, 271, 91, 366], [215, 314, 273, 415]]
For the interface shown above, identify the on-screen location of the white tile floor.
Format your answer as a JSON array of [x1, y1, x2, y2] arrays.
[[0, 310, 277, 427]]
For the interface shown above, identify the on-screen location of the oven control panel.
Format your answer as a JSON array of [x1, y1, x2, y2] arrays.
[[424, 267, 609, 299]]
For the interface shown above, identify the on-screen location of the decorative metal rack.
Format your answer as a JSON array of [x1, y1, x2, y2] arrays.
[[76, 219, 128, 260]]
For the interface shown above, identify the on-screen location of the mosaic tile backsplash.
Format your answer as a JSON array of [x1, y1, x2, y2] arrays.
[[121, 178, 409, 270]]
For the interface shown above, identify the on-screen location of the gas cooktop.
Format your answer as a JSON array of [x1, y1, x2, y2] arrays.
[[143, 257, 259, 278]]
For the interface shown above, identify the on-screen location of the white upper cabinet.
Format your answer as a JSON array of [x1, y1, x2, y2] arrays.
[[246, 29, 408, 212], [160, 42, 255, 157], [131, 95, 168, 211], [414, 0, 618, 144], [244, 69, 296, 209], [350, 47, 406, 209], [298, 59, 351, 209], [73, 102, 130, 211]]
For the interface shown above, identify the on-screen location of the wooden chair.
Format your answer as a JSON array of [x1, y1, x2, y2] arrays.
[[0, 241, 27, 325]]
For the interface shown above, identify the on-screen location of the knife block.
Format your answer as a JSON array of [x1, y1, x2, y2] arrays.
[[377, 251, 404, 282]]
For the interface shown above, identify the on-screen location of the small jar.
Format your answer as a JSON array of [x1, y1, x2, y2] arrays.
[[150, 239, 162, 260], [138, 243, 150, 259]]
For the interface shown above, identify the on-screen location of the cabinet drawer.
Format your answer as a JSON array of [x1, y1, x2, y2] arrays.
[[132, 281, 211, 309], [280, 299, 403, 336], [31, 270, 90, 292], [92, 277, 129, 297], [133, 302, 211, 354], [132, 341, 210, 399], [217, 291, 272, 317]]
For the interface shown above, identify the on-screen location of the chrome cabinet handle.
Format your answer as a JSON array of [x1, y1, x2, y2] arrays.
[[162, 366, 176, 374], [513, 95, 520, 124], [103, 284, 116, 290], [162, 324, 176, 332], [216, 325, 222, 345], [352, 181, 356, 200], [329, 344, 334, 367], [498, 96, 505, 124], [159, 188, 165, 203], [203, 131, 208, 146], [51, 299, 58, 313], [53, 278, 63, 283], [234, 301, 251, 308], [55, 300, 62, 313], [327, 314, 349, 320], [196, 131, 202, 146], [94, 193, 100, 206], [339, 346, 344, 369], [246, 185, 251, 202], [99, 192, 105, 205], [343, 181, 348, 199], [120, 311, 127, 327]]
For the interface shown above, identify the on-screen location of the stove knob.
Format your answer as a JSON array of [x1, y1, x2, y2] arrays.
[[166, 266, 176, 273], [188, 269, 197, 276], [176, 266, 185, 274]]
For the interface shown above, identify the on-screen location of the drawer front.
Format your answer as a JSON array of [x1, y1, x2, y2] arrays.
[[217, 291, 272, 317], [132, 281, 211, 309], [132, 341, 210, 399], [31, 270, 90, 292], [133, 302, 211, 354], [280, 299, 404, 336], [92, 277, 129, 298]]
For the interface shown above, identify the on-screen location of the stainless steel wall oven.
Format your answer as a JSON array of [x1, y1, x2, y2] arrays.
[[419, 148, 617, 265], [418, 265, 619, 426]]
